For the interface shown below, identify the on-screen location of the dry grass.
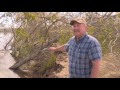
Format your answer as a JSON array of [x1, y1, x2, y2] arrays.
[[99, 53, 120, 78]]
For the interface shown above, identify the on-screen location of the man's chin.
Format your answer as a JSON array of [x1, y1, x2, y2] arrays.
[[74, 33, 79, 36]]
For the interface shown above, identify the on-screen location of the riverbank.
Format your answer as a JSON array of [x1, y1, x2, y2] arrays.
[[0, 50, 20, 78]]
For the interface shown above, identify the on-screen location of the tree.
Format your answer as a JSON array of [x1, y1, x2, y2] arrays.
[[1, 12, 120, 77]]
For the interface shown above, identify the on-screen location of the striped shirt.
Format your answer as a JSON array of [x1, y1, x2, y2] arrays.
[[65, 33, 102, 78]]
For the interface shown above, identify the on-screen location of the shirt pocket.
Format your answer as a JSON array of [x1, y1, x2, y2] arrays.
[[77, 48, 86, 59], [79, 53, 86, 59]]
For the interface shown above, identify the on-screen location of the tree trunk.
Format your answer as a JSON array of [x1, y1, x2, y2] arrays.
[[10, 35, 60, 70]]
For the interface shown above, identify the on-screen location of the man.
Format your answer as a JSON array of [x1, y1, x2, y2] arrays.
[[49, 18, 102, 78]]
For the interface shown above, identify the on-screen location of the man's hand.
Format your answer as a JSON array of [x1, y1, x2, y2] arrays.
[[48, 47, 57, 52], [48, 45, 66, 52]]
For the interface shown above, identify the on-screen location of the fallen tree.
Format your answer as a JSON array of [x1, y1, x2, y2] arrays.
[[10, 35, 60, 70]]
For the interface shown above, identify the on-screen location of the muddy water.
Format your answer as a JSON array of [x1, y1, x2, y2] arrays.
[[0, 51, 20, 78], [0, 33, 20, 78]]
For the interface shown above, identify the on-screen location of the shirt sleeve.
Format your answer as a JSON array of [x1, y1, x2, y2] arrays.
[[64, 39, 71, 52], [88, 40, 102, 61]]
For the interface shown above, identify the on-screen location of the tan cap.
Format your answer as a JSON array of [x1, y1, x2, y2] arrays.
[[70, 18, 87, 25]]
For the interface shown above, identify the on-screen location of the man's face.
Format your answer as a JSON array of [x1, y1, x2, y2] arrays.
[[72, 22, 86, 37]]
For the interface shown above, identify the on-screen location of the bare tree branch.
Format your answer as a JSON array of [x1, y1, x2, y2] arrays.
[[9, 35, 60, 69]]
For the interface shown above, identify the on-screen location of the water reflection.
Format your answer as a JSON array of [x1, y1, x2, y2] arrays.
[[0, 33, 20, 78]]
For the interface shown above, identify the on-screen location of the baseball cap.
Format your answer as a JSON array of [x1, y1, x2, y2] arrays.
[[70, 18, 87, 25]]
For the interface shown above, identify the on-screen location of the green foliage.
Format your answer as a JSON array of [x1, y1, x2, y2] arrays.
[[24, 12, 38, 21], [59, 29, 73, 44], [88, 16, 120, 54], [88, 25, 96, 35], [41, 53, 56, 73], [16, 28, 29, 37]]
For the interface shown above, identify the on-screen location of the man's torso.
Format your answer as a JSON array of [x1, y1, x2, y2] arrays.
[[66, 34, 102, 78]]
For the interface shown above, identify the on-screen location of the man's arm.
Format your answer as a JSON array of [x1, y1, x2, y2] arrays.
[[48, 44, 66, 52], [90, 60, 101, 78]]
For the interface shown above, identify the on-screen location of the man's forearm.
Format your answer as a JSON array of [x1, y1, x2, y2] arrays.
[[55, 45, 66, 52], [90, 60, 101, 78], [90, 66, 100, 78]]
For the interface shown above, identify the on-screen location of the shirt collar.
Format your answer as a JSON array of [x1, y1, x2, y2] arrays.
[[74, 32, 88, 43]]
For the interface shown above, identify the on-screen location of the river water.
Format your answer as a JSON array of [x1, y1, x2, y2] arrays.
[[0, 33, 20, 78]]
